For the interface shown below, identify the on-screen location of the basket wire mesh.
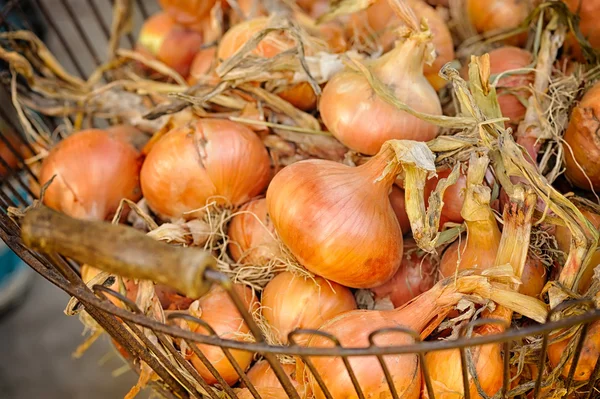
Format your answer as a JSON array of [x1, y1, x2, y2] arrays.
[[0, 1, 599, 399]]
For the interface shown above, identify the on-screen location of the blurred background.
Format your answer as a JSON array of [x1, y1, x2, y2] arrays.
[[0, 0, 160, 397]]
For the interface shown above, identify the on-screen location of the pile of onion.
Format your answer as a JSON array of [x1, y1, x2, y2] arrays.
[[261, 271, 356, 345], [321, 0, 442, 155], [136, 12, 204, 77], [39, 127, 144, 221], [185, 284, 258, 386], [563, 81, 600, 191], [140, 118, 271, 220], [228, 198, 281, 265], [267, 140, 431, 288]]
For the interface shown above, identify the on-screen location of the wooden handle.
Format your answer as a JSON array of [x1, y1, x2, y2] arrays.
[[21, 206, 215, 299]]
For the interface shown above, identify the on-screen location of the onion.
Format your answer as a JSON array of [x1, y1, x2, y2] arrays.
[[548, 320, 600, 382], [519, 256, 547, 298], [217, 17, 319, 111], [136, 12, 203, 77], [158, 0, 216, 31], [466, 0, 533, 46], [188, 47, 218, 85], [261, 271, 356, 345], [563, 0, 600, 60], [306, 272, 526, 399], [563, 82, 600, 191], [39, 128, 143, 221], [347, 0, 455, 91], [321, 0, 442, 155], [389, 185, 411, 234], [244, 359, 302, 391], [228, 198, 281, 265], [140, 119, 271, 219], [371, 239, 436, 307], [267, 141, 413, 288], [186, 284, 258, 386], [424, 167, 467, 226], [488, 46, 534, 128], [0, 130, 28, 177]]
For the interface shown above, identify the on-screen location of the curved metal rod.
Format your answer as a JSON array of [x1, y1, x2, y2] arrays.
[[288, 330, 334, 399]]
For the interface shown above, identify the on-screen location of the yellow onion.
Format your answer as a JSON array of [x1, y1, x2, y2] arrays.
[[158, 0, 217, 31], [261, 271, 356, 345], [488, 46, 534, 128], [140, 119, 271, 219], [39, 128, 143, 221], [187, 284, 258, 386], [188, 47, 218, 85], [228, 198, 281, 265], [347, 0, 455, 91], [466, 0, 534, 46], [136, 12, 203, 77], [321, 1, 442, 155], [371, 239, 436, 307], [244, 359, 303, 392], [563, 82, 600, 191], [217, 17, 321, 111], [266, 142, 407, 288], [389, 185, 411, 234], [548, 320, 600, 382], [424, 167, 467, 226]]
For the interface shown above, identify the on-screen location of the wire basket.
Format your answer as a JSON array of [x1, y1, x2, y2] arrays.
[[0, 1, 600, 399]]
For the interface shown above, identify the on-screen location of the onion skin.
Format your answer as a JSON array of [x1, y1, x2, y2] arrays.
[[39, 129, 143, 221], [262, 271, 357, 345], [548, 320, 600, 382], [228, 198, 281, 265], [563, 0, 600, 60], [0, 130, 27, 177], [389, 185, 411, 234], [519, 256, 546, 297], [563, 83, 600, 191], [466, 0, 532, 46], [266, 145, 404, 288], [371, 240, 436, 307], [136, 13, 203, 77], [158, 0, 216, 31], [320, 40, 441, 155], [140, 119, 271, 219], [488, 47, 534, 128], [188, 284, 258, 386]]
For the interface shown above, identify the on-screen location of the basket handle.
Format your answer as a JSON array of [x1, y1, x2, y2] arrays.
[[21, 206, 215, 299]]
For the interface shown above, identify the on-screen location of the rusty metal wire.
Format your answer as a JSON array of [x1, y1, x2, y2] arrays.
[[0, 1, 600, 399]]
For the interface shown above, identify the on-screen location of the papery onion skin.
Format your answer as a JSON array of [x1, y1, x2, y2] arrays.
[[140, 119, 271, 219], [188, 284, 258, 386], [371, 240, 436, 307], [266, 146, 404, 288], [228, 198, 281, 265], [39, 129, 143, 221], [262, 271, 357, 345], [488, 46, 534, 128], [136, 12, 203, 77], [158, 0, 216, 31], [548, 320, 600, 381], [563, 82, 600, 191], [563, 0, 600, 60], [466, 0, 532, 46], [389, 185, 411, 234]]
